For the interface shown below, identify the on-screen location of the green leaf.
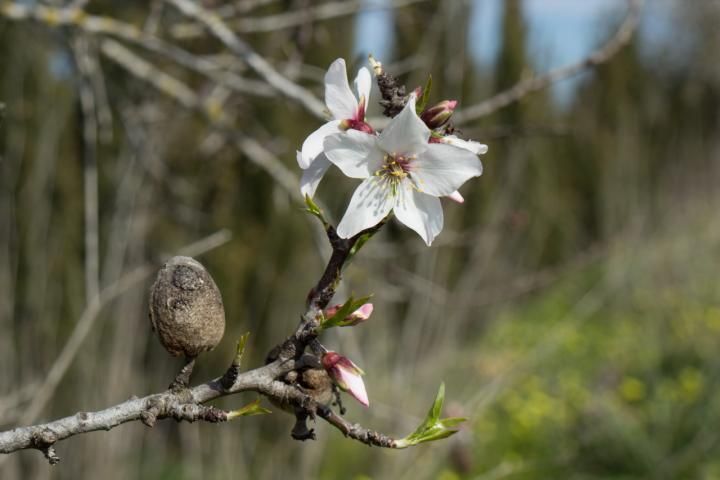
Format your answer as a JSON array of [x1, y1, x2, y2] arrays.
[[440, 417, 467, 428], [322, 294, 373, 329], [227, 399, 272, 420], [231, 332, 250, 367], [345, 213, 391, 266], [394, 383, 466, 449], [431, 382, 445, 420], [304, 194, 327, 226], [416, 75, 433, 114], [347, 231, 373, 262]]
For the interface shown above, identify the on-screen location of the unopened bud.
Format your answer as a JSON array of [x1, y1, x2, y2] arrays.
[[446, 191, 465, 204], [322, 351, 369, 407], [420, 100, 457, 129], [324, 303, 373, 327]]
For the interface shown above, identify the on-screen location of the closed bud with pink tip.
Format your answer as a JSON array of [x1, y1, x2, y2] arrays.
[[324, 302, 373, 327], [420, 100, 457, 129], [321, 351, 369, 407]]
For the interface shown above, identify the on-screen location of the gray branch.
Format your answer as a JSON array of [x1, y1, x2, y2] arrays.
[[0, 361, 282, 457], [0, 223, 396, 462]]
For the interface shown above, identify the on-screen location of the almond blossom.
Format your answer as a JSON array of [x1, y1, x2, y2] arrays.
[[323, 95, 484, 246], [298, 58, 373, 198], [321, 351, 369, 407]]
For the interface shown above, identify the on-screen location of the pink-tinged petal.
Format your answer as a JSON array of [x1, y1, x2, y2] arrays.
[[299, 120, 342, 169], [355, 303, 373, 320], [324, 304, 342, 317], [337, 176, 395, 239], [394, 185, 443, 246], [325, 58, 357, 120], [300, 154, 332, 198], [354, 67, 372, 117], [335, 355, 364, 375], [344, 303, 373, 326], [441, 135, 488, 155], [446, 190, 465, 204], [338, 365, 369, 406], [323, 130, 383, 179], [411, 143, 483, 197], [322, 352, 369, 407], [378, 95, 431, 156]]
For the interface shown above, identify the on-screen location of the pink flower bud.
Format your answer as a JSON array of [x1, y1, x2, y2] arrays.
[[446, 191, 465, 204], [322, 351, 369, 407], [420, 100, 458, 129], [324, 304, 342, 317], [351, 303, 374, 324], [324, 303, 374, 327]]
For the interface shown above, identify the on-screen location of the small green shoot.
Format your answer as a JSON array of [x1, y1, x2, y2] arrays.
[[304, 194, 328, 227], [394, 383, 466, 449], [227, 399, 272, 420], [416, 75, 433, 114]]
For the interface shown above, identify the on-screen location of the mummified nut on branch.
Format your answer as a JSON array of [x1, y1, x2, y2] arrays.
[[149, 256, 225, 358]]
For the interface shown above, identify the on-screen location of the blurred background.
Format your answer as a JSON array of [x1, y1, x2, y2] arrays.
[[2, 0, 720, 478]]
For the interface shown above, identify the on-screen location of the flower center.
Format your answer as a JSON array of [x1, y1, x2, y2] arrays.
[[375, 154, 415, 196]]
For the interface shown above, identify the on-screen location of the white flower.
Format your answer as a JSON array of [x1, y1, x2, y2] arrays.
[[298, 58, 372, 198], [324, 95, 484, 246]]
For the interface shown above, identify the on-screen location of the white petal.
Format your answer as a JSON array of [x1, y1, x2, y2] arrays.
[[299, 120, 342, 169], [323, 130, 383, 179], [300, 155, 331, 198], [442, 135, 489, 155], [410, 143, 483, 197], [394, 184, 443, 246], [447, 190, 465, 203], [339, 367, 369, 406], [325, 58, 357, 120], [378, 95, 430, 155], [337, 177, 395, 239], [354, 67, 372, 113]]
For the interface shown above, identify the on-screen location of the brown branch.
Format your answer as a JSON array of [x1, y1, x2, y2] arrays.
[[454, 0, 643, 124], [318, 407, 396, 448]]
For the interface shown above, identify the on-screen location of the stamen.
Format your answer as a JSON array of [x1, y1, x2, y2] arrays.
[[374, 153, 418, 197]]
